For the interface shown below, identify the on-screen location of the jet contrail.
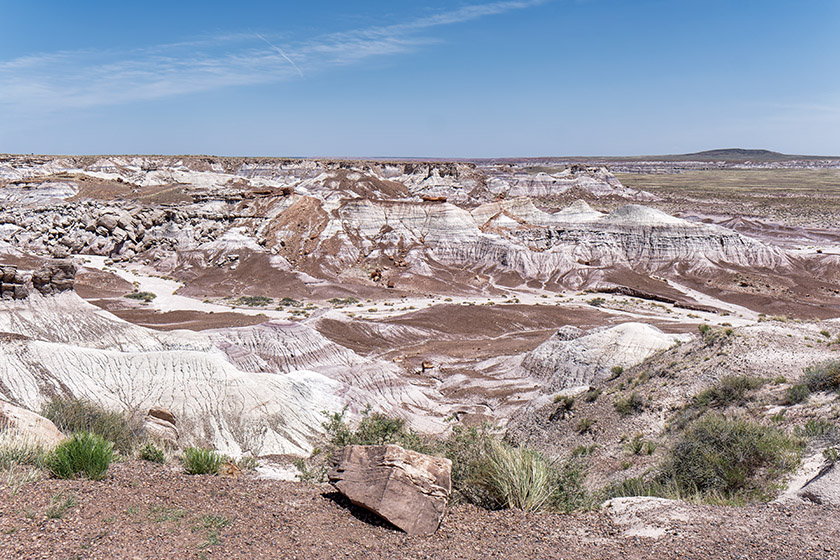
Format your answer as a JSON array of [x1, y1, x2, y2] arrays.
[[255, 33, 304, 78]]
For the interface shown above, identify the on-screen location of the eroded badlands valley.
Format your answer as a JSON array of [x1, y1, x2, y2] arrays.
[[2, 152, 840, 558]]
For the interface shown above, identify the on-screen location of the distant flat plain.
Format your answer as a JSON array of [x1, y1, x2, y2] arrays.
[[617, 168, 840, 227]]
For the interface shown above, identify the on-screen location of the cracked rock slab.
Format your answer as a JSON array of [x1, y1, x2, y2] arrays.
[[328, 444, 451, 536]]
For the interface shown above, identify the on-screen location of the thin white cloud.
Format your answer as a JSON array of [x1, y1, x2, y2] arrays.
[[0, 1, 549, 112]]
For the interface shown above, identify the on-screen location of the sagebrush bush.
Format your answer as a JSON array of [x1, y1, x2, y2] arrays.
[[693, 376, 765, 409], [46, 431, 113, 480], [181, 447, 222, 475], [614, 392, 645, 417], [802, 360, 840, 393], [784, 383, 811, 405], [661, 413, 801, 500], [41, 397, 143, 454]]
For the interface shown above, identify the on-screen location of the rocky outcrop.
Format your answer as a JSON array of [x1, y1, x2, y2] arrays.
[[328, 444, 452, 536], [0, 260, 77, 299], [143, 407, 179, 447]]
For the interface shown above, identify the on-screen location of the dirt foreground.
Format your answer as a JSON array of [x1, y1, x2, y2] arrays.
[[1, 461, 838, 560]]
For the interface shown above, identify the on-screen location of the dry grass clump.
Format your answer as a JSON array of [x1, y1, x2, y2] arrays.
[[0, 424, 50, 471], [41, 396, 144, 455]]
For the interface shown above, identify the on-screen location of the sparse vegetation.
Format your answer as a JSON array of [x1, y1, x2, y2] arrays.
[[550, 396, 575, 420], [588, 297, 606, 307], [784, 383, 811, 405], [45, 491, 77, 519], [138, 442, 166, 463], [692, 376, 766, 409], [181, 447, 223, 475], [315, 410, 589, 513], [583, 387, 602, 402], [328, 297, 359, 307], [234, 295, 272, 307], [614, 392, 644, 417], [46, 431, 114, 480], [576, 418, 595, 435], [625, 433, 657, 455], [0, 425, 49, 470], [802, 359, 840, 393], [797, 419, 837, 439], [41, 396, 143, 455], [125, 291, 157, 302]]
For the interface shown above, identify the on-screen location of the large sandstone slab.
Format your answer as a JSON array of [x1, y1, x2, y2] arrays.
[[0, 399, 66, 447], [328, 444, 452, 536]]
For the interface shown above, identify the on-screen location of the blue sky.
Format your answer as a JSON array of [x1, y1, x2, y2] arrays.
[[1, 0, 838, 157]]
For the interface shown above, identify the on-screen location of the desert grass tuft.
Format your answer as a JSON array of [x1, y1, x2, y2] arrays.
[[46, 431, 113, 480], [181, 447, 223, 475]]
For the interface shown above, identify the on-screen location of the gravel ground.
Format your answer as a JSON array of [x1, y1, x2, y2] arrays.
[[1, 461, 839, 559]]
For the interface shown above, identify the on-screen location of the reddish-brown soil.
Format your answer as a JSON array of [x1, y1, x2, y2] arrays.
[[108, 309, 269, 331], [74, 269, 135, 299], [1, 461, 838, 560]]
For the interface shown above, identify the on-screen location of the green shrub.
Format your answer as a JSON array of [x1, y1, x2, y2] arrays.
[[125, 291, 157, 302], [138, 442, 165, 463], [625, 433, 657, 455], [549, 396, 575, 421], [181, 447, 223, 475], [609, 365, 624, 378], [588, 297, 606, 308], [234, 295, 272, 307], [328, 297, 359, 307], [614, 392, 645, 417], [784, 384, 811, 405], [661, 413, 801, 501], [41, 397, 143, 454], [693, 376, 766, 409], [698, 324, 711, 336], [802, 360, 840, 393], [323, 407, 432, 454], [46, 432, 113, 480]]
